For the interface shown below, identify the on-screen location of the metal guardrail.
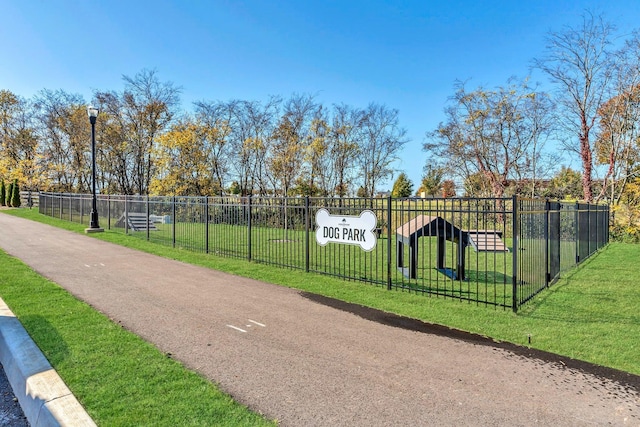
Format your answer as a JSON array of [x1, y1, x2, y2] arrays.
[[38, 193, 609, 311]]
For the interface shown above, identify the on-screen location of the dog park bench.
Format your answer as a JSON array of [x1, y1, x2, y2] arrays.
[[115, 212, 158, 232]]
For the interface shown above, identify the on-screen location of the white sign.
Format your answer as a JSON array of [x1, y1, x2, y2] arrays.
[[315, 208, 377, 251]]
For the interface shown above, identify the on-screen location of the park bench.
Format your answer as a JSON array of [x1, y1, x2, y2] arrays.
[[115, 212, 158, 231]]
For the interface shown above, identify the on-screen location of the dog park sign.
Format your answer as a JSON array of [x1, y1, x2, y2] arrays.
[[315, 208, 377, 251]]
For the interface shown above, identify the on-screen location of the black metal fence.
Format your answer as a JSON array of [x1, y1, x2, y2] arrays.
[[39, 193, 609, 311]]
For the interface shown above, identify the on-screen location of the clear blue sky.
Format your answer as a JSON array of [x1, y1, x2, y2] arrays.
[[2, 0, 640, 190]]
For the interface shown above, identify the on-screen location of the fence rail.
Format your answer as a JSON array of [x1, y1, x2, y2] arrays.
[[38, 192, 609, 311]]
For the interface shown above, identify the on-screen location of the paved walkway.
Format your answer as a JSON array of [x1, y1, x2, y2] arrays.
[[0, 214, 639, 426]]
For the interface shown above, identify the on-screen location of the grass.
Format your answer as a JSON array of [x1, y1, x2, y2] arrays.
[[0, 244, 275, 426], [1, 208, 639, 423], [78, 211, 520, 306]]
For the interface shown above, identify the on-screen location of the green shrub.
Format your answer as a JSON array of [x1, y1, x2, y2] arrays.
[[10, 179, 20, 208], [0, 180, 5, 206], [609, 223, 640, 243], [5, 182, 12, 206]]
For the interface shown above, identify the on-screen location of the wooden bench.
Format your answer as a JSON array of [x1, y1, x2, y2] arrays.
[[115, 212, 158, 231]]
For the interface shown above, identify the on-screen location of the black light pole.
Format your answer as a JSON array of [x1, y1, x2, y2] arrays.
[[86, 106, 104, 233]]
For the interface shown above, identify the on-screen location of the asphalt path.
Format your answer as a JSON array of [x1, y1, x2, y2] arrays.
[[0, 214, 639, 426]]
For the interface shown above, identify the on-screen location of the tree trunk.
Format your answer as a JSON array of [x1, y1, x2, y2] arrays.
[[579, 130, 593, 202]]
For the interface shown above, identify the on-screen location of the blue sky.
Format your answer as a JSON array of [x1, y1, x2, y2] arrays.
[[2, 0, 640, 190]]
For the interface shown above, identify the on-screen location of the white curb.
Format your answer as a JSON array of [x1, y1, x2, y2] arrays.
[[0, 298, 96, 427]]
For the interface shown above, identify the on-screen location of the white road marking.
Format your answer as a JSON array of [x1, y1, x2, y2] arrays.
[[226, 325, 247, 333], [84, 264, 90, 268], [248, 319, 266, 327]]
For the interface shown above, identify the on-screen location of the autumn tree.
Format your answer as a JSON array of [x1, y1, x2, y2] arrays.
[[0, 90, 21, 179], [32, 90, 89, 191], [592, 31, 640, 204], [534, 12, 615, 201], [228, 181, 241, 195], [231, 98, 280, 196], [93, 69, 181, 195], [150, 117, 220, 196], [425, 78, 554, 201], [391, 173, 413, 197], [0, 90, 43, 191], [594, 87, 640, 204], [418, 165, 444, 197], [329, 104, 363, 197], [193, 100, 235, 195], [295, 109, 330, 196], [269, 94, 317, 196], [611, 177, 640, 241], [544, 166, 583, 199], [462, 172, 492, 197], [442, 180, 456, 198]]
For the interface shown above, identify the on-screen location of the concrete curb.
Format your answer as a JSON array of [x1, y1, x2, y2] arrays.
[[0, 298, 96, 427]]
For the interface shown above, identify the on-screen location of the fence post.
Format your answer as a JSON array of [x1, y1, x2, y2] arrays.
[[247, 195, 252, 262], [387, 196, 392, 291], [575, 201, 580, 264], [204, 196, 209, 254], [544, 199, 550, 287], [124, 196, 129, 234], [107, 195, 111, 230], [146, 194, 150, 241], [512, 195, 519, 313], [172, 196, 176, 248], [604, 205, 608, 247], [303, 196, 309, 272], [587, 203, 592, 257]]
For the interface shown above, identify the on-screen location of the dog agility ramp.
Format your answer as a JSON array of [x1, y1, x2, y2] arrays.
[[466, 230, 509, 252]]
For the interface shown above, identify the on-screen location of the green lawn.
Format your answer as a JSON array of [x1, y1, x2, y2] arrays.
[[94, 216, 519, 307], [1, 208, 639, 424]]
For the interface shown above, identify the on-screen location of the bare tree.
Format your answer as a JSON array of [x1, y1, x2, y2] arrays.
[[0, 90, 42, 191], [533, 12, 615, 201], [93, 70, 181, 195], [193, 100, 237, 195], [329, 104, 364, 197], [33, 89, 89, 191], [593, 32, 640, 203], [425, 79, 554, 202], [93, 90, 133, 193], [358, 103, 408, 197], [298, 107, 331, 196], [268, 93, 317, 196]]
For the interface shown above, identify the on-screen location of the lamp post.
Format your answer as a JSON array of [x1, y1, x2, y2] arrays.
[[85, 105, 104, 233]]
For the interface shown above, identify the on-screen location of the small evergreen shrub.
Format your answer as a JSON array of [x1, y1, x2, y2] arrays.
[[0, 180, 5, 206], [5, 182, 12, 206], [10, 180, 20, 208]]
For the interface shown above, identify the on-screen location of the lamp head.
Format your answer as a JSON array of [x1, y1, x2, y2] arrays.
[[87, 106, 99, 124]]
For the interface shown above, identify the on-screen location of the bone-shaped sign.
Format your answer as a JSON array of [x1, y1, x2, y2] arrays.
[[315, 208, 377, 251]]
